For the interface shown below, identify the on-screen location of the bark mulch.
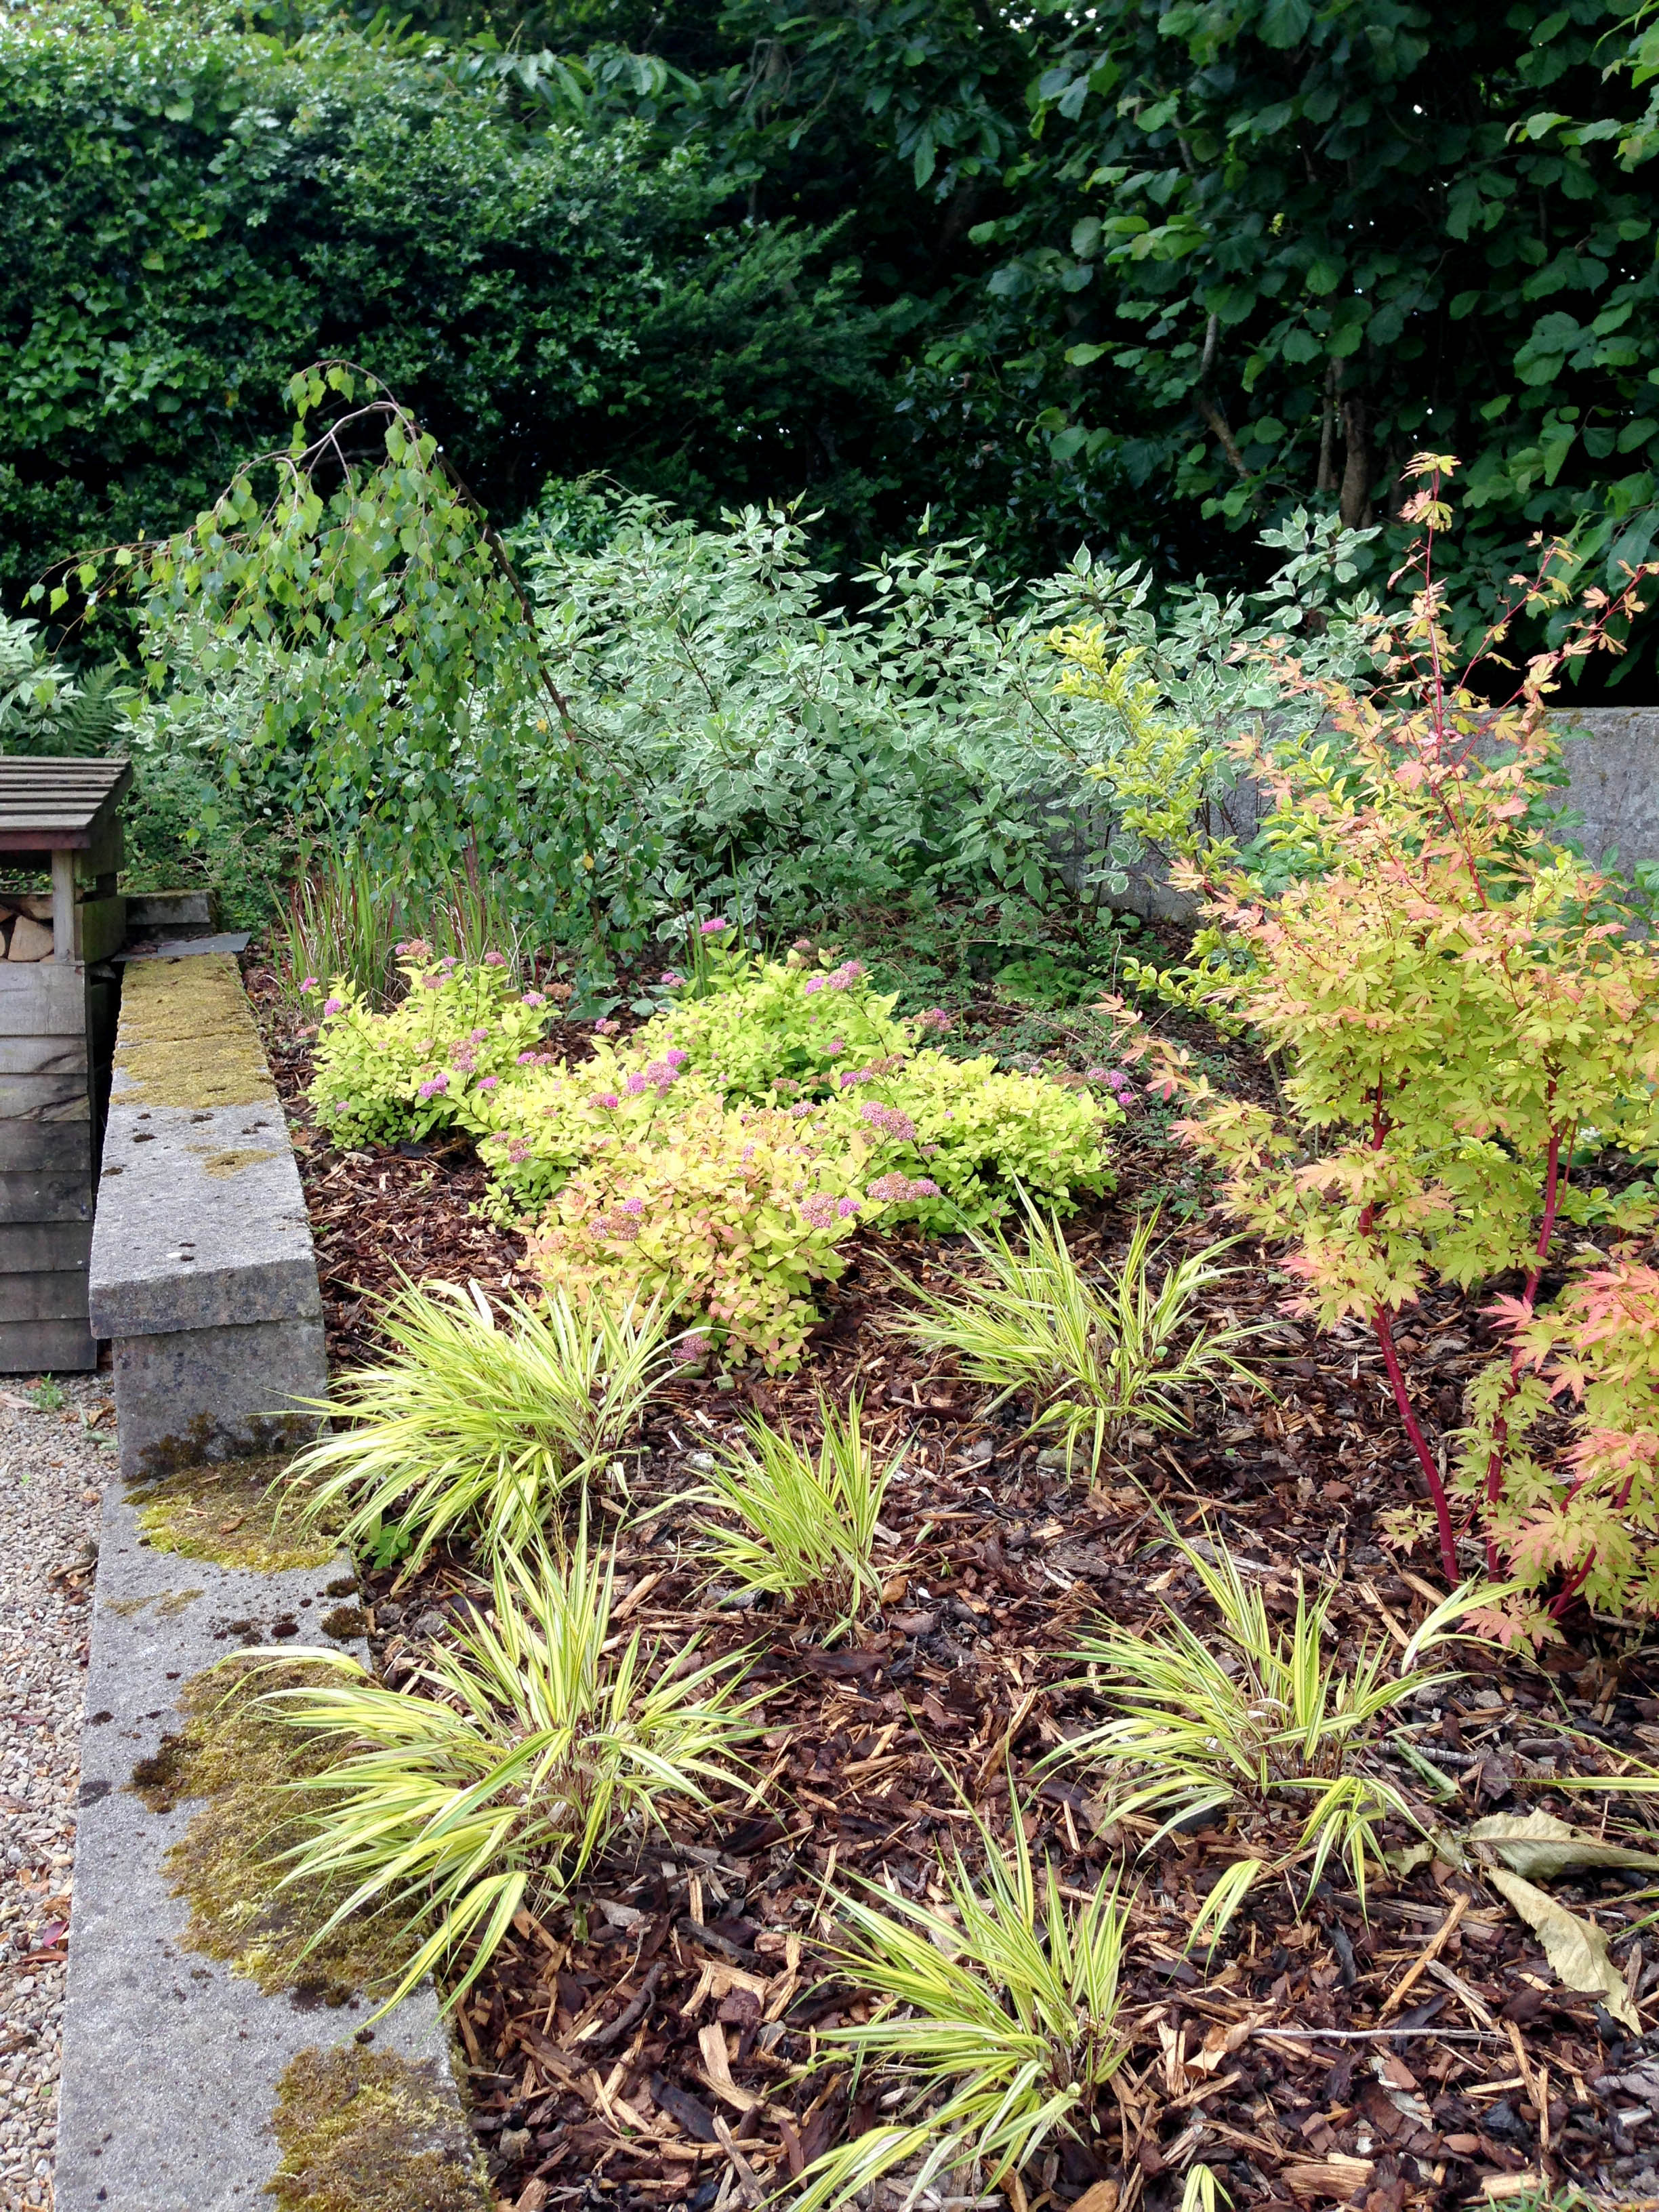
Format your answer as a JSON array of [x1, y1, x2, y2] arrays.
[[249, 966, 1659, 2212]]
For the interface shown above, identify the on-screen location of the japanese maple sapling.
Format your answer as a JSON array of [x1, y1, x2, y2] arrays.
[[1122, 455, 1659, 1610]]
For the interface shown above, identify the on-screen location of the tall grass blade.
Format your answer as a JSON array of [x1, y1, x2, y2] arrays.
[[897, 1198, 1259, 1481], [266, 1530, 760, 2012], [282, 1280, 672, 1570], [793, 1795, 1130, 2212], [690, 1394, 900, 1641]]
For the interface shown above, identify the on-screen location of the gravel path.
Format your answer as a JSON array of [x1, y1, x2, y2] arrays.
[[0, 1379, 112, 2212]]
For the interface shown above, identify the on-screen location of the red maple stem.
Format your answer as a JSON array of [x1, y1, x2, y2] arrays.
[[1372, 1303, 1459, 1583], [1522, 1124, 1564, 1309], [1482, 1122, 1568, 1554]]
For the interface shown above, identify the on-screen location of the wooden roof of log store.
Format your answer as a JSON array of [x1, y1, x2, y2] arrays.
[[0, 758, 132, 853]]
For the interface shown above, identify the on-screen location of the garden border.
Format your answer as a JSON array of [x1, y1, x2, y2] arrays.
[[59, 949, 483, 2211]]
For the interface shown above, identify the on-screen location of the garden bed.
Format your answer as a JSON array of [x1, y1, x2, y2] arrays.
[[242, 962, 1659, 2212]]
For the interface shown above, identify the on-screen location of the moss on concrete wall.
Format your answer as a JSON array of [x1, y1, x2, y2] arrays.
[[131, 1657, 413, 2001], [114, 953, 274, 1108], [133, 1454, 342, 1574], [268, 2045, 490, 2212]]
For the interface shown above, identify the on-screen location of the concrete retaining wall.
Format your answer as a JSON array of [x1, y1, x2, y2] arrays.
[[56, 1487, 470, 2212], [61, 948, 484, 2210], [87, 955, 327, 1481], [1111, 704, 1659, 920]]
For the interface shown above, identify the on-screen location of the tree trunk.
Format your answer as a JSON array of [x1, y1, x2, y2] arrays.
[[1316, 365, 1338, 497], [1339, 394, 1372, 529]]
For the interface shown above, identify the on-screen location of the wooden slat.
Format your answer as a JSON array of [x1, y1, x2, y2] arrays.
[[0, 964, 86, 1036], [0, 1037, 87, 1078], [0, 760, 132, 851], [0, 1268, 92, 1321], [75, 896, 125, 966], [0, 1075, 89, 1122], [0, 1316, 98, 1372], [0, 1169, 92, 1225], [0, 1221, 92, 1272], [0, 1124, 93, 1170]]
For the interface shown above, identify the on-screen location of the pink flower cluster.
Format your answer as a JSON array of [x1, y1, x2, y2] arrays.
[[323, 996, 343, 1017], [299, 976, 319, 995], [836, 1053, 907, 1092], [660, 970, 686, 987], [595, 1018, 620, 1035], [865, 1173, 941, 1204], [916, 1007, 952, 1033], [671, 1331, 712, 1366], [483, 951, 508, 967], [417, 1073, 449, 1099], [699, 917, 731, 937], [798, 1192, 860, 1231], [802, 959, 864, 997], [522, 990, 547, 1008], [860, 1101, 918, 1143], [1086, 1066, 1137, 1104]]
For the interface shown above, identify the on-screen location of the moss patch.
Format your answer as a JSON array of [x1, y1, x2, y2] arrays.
[[115, 954, 274, 1109], [108, 1586, 204, 1619], [137, 1658, 414, 2001], [136, 1410, 314, 1481], [197, 1144, 283, 1178], [132, 1455, 342, 1574], [268, 2045, 489, 2212]]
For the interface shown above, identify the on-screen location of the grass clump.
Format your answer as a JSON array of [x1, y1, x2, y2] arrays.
[[898, 1203, 1257, 1479], [133, 1658, 415, 2001], [268, 2043, 489, 2212], [134, 1454, 342, 1574], [1054, 1528, 1473, 1938], [266, 1531, 760, 2009], [282, 1280, 672, 1571], [690, 1394, 900, 1642], [795, 1797, 1130, 2212]]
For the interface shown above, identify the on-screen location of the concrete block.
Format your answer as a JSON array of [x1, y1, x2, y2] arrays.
[[91, 1099, 322, 1338], [90, 948, 330, 1475], [56, 1481, 470, 2212], [125, 888, 220, 937], [110, 1313, 327, 1481]]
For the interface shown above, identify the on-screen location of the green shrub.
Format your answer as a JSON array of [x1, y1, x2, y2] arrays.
[[476, 953, 1113, 1229], [527, 1095, 878, 1371], [308, 947, 552, 1145], [642, 943, 913, 1101], [473, 1042, 722, 1214], [815, 1048, 1116, 1227]]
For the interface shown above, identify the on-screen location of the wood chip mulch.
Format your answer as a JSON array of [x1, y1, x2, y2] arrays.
[[247, 964, 1659, 2212]]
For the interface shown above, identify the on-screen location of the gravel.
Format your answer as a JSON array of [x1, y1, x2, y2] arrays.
[[0, 1378, 113, 2212]]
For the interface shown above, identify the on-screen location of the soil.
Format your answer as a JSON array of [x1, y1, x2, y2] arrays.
[[247, 960, 1659, 2212]]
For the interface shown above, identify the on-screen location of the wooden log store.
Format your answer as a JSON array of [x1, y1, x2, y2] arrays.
[[0, 759, 130, 1371]]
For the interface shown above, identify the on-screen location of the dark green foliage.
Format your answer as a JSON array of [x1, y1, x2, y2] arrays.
[[0, 1, 888, 599], [5, 0, 1659, 673]]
